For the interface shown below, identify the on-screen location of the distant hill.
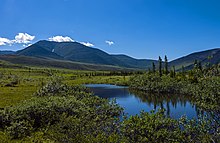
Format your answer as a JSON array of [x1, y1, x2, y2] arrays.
[[169, 48, 220, 70], [2, 40, 219, 71], [0, 51, 15, 55], [0, 55, 135, 71], [16, 40, 156, 69], [112, 54, 158, 69]]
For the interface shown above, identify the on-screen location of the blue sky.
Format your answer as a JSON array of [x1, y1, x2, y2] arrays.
[[0, 0, 219, 60]]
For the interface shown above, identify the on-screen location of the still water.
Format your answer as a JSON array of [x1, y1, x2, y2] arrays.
[[86, 84, 206, 119]]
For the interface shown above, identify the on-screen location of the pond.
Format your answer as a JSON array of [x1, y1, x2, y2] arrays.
[[86, 84, 211, 119]]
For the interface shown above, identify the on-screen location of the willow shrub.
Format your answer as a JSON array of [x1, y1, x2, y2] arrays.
[[129, 73, 220, 110], [0, 78, 219, 142], [121, 110, 217, 143], [0, 81, 123, 140]]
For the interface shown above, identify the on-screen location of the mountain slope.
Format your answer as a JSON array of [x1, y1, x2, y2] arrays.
[[16, 40, 156, 69], [16, 43, 63, 60], [169, 48, 220, 69], [3, 40, 220, 71], [43, 41, 126, 66], [0, 51, 15, 55], [112, 54, 158, 69], [0, 55, 134, 71]]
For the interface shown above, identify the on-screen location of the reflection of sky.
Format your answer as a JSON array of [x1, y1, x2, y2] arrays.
[[86, 84, 199, 119]]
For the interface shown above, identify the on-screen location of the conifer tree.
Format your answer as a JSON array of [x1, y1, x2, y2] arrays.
[[164, 55, 168, 75], [159, 56, 162, 77], [152, 62, 156, 73], [173, 66, 176, 77], [198, 61, 202, 71]]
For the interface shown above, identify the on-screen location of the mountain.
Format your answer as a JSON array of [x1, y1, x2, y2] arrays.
[[16, 40, 156, 69], [9, 40, 220, 71], [0, 50, 15, 55], [170, 48, 220, 70], [16, 43, 63, 60], [112, 54, 158, 69]]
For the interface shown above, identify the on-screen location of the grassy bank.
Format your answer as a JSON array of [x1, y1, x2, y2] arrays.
[[0, 66, 130, 108]]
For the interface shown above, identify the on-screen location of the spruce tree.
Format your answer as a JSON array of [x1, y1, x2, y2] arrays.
[[198, 61, 202, 71], [152, 62, 156, 73], [173, 66, 176, 77], [164, 55, 168, 75], [159, 56, 162, 77]]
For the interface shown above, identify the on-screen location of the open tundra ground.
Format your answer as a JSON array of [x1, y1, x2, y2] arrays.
[[0, 65, 130, 108]]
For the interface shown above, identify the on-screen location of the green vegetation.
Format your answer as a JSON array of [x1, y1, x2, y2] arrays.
[[0, 60, 219, 142], [0, 62, 132, 108], [0, 81, 123, 142], [130, 61, 220, 111], [0, 78, 219, 142]]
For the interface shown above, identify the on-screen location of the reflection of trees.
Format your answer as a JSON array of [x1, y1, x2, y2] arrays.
[[129, 89, 220, 124], [166, 102, 170, 117], [129, 89, 193, 117], [129, 89, 192, 107]]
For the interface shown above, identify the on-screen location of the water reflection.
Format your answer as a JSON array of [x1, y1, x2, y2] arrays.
[[129, 89, 195, 118], [87, 86, 129, 99], [86, 84, 219, 121]]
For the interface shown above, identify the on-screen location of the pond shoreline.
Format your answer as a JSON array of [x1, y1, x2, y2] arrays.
[[85, 84, 210, 120]]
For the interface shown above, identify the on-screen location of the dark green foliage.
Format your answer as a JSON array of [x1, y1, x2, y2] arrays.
[[6, 120, 33, 139], [121, 110, 182, 143], [34, 77, 89, 97], [198, 61, 202, 71], [130, 74, 180, 93], [158, 56, 162, 77], [0, 68, 219, 142], [152, 62, 156, 73], [0, 81, 123, 140], [121, 110, 218, 143], [164, 55, 168, 75], [129, 67, 220, 110]]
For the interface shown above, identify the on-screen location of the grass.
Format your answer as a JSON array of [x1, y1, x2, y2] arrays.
[[0, 86, 37, 108], [0, 66, 130, 108], [0, 63, 219, 142]]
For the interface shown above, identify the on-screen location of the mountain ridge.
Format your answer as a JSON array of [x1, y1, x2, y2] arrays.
[[16, 40, 156, 69], [1, 40, 219, 70], [170, 48, 220, 69]]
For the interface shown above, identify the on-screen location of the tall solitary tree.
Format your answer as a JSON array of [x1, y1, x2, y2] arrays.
[[173, 66, 176, 77], [164, 55, 168, 75], [159, 56, 162, 77], [198, 61, 202, 71], [152, 62, 156, 73]]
